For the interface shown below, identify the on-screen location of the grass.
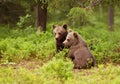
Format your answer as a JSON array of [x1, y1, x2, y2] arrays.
[[0, 24, 120, 84], [0, 63, 120, 84]]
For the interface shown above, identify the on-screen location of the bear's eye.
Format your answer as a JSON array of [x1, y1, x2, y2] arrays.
[[67, 39, 70, 42], [54, 33, 56, 35]]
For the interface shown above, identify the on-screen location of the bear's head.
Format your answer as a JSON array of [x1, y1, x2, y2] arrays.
[[63, 29, 80, 47], [52, 24, 67, 42]]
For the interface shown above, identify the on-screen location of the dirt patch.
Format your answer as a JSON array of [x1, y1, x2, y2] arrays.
[[0, 59, 43, 70], [73, 67, 97, 76], [15, 59, 42, 70], [0, 54, 54, 70]]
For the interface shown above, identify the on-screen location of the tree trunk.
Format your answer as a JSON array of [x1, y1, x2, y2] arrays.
[[37, 0, 47, 32], [108, 3, 114, 31]]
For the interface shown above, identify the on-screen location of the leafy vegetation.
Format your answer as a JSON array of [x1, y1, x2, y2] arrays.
[[0, 24, 119, 64], [0, 23, 120, 83], [0, 63, 120, 84], [0, 0, 120, 83]]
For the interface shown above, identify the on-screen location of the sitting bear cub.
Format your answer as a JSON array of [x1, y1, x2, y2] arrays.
[[63, 30, 96, 69], [52, 24, 68, 52]]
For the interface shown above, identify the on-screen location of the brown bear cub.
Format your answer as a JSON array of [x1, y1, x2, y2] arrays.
[[52, 24, 68, 52], [63, 30, 96, 69]]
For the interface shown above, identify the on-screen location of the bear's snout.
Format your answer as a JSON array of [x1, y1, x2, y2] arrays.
[[55, 37, 59, 40], [63, 41, 69, 48], [55, 34, 59, 41], [62, 42, 65, 46], [63, 41, 66, 46]]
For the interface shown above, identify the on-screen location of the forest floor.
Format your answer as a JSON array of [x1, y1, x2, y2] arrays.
[[0, 58, 120, 72], [0, 25, 120, 83], [0, 58, 120, 84]]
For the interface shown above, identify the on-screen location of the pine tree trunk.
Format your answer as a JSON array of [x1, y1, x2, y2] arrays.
[[108, 3, 114, 31], [37, 0, 47, 32]]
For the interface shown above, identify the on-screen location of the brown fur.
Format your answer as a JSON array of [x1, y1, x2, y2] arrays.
[[63, 30, 96, 69], [52, 24, 68, 52]]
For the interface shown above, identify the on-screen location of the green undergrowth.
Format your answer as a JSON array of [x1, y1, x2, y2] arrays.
[[0, 25, 120, 64], [0, 24, 120, 84], [0, 64, 120, 84], [0, 26, 55, 63]]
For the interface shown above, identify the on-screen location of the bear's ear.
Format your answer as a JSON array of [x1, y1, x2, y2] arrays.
[[68, 29, 73, 33], [52, 25, 56, 29], [73, 32, 78, 39], [63, 24, 67, 30]]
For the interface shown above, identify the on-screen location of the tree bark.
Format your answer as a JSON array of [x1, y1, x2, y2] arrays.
[[108, 3, 114, 31], [37, 0, 47, 32]]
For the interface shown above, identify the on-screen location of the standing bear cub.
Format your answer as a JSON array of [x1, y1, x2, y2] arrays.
[[63, 30, 96, 69], [52, 24, 68, 52]]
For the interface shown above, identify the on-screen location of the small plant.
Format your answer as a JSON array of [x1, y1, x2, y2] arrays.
[[17, 14, 32, 28], [40, 57, 74, 82]]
